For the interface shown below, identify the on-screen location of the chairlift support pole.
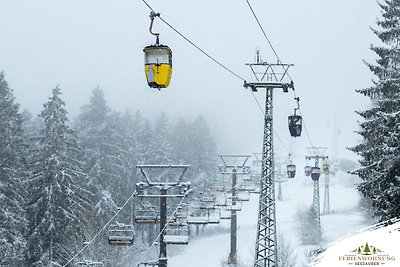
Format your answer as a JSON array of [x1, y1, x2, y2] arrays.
[[230, 168, 238, 265], [306, 148, 328, 241], [136, 165, 190, 267], [244, 52, 294, 267], [159, 188, 167, 267], [219, 154, 251, 265]]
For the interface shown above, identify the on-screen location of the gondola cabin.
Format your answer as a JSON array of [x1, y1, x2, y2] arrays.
[[144, 45, 172, 89], [311, 167, 321, 181], [304, 165, 312, 176], [287, 164, 296, 178], [288, 115, 302, 137], [323, 163, 330, 175]]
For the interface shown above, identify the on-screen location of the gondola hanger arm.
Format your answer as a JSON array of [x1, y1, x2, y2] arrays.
[[149, 11, 161, 44]]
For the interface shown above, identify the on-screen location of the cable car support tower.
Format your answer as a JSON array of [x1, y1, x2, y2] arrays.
[[305, 147, 328, 240], [244, 51, 294, 267]]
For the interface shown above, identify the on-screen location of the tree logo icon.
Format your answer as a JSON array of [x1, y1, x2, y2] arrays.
[[351, 242, 383, 255]]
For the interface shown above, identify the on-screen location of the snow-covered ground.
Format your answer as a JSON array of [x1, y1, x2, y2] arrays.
[[166, 171, 373, 266]]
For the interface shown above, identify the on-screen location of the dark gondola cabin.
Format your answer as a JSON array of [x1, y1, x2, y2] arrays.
[[287, 164, 296, 178], [144, 45, 172, 89], [288, 115, 302, 137], [311, 167, 321, 181], [304, 165, 312, 176]]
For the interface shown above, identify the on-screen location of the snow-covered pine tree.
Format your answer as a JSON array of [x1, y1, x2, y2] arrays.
[[349, 0, 400, 221], [121, 110, 140, 189], [0, 72, 27, 266], [26, 86, 92, 266], [74, 88, 132, 265]]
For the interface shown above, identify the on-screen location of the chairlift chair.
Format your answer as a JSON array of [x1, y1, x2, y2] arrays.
[[201, 194, 216, 203], [211, 177, 226, 192], [226, 201, 242, 211], [108, 223, 134, 247], [137, 260, 159, 267], [242, 179, 256, 192], [163, 222, 190, 245], [215, 193, 229, 207], [76, 260, 104, 266], [135, 207, 160, 224], [207, 208, 221, 224], [236, 190, 250, 202], [218, 165, 227, 173], [187, 206, 209, 225], [220, 208, 232, 220], [175, 204, 188, 221]]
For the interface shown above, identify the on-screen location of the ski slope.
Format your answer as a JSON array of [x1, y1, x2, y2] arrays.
[[168, 171, 373, 266]]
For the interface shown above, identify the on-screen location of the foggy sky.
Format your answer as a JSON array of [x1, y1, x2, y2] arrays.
[[0, 0, 380, 162]]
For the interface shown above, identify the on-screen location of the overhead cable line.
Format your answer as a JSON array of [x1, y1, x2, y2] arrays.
[[244, 0, 285, 65], [297, 108, 315, 148], [63, 190, 138, 267], [244, 0, 319, 152], [141, 0, 295, 155], [142, 0, 246, 82]]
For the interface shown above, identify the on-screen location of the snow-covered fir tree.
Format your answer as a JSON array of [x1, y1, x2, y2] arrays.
[[0, 72, 27, 266], [350, 0, 400, 221], [26, 86, 92, 266], [74, 88, 132, 265]]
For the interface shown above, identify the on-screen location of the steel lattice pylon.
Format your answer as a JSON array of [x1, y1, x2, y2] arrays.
[[254, 87, 277, 267], [323, 174, 330, 215], [312, 179, 321, 231], [306, 149, 327, 242], [244, 51, 294, 267]]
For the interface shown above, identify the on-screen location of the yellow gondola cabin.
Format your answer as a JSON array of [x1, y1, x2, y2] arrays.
[[144, 45, 172, 89]]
